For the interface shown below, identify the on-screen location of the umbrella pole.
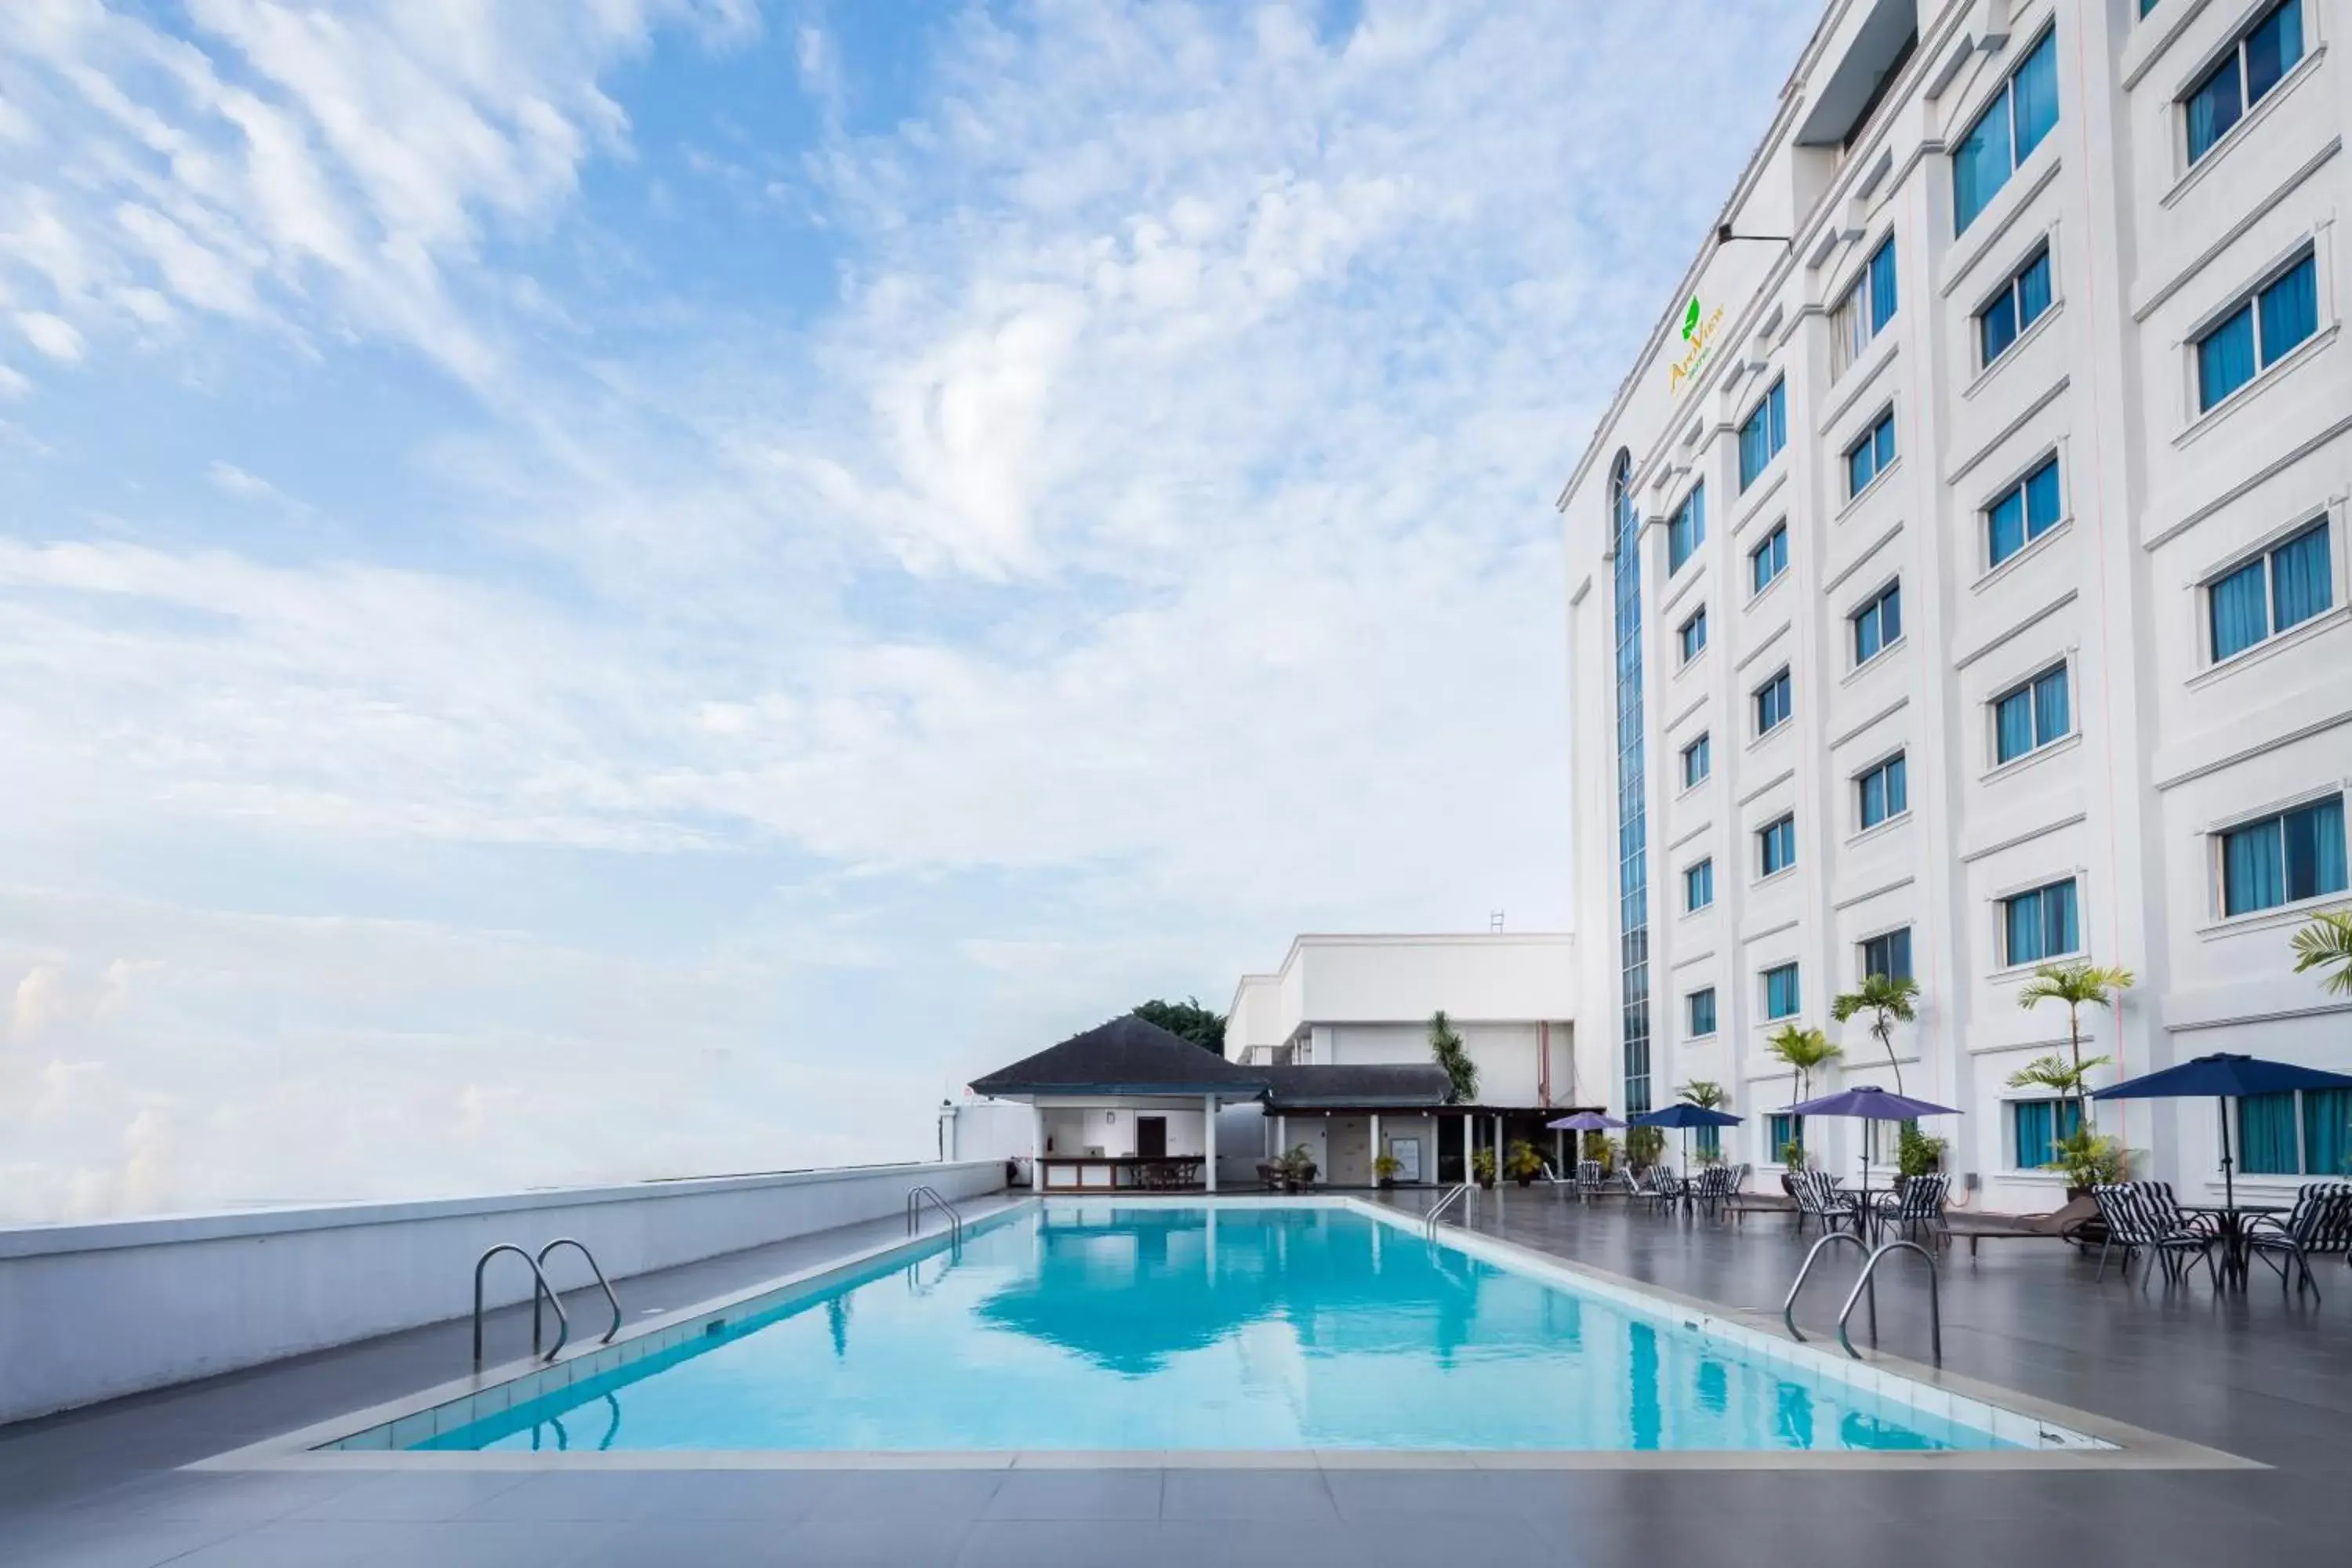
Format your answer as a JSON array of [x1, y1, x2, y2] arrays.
[[2219, 1098, 2236, 1214]]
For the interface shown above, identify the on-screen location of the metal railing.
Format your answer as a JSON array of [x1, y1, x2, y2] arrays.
[[1838, 1240, 1941, 1364], [474, 1243, 569, 1367], [536, 1238, 624, 1350], [1425, 1181, 1474, 1237], [1781, 1231, 1874, 1346], [906, 1184, 964, 1247]]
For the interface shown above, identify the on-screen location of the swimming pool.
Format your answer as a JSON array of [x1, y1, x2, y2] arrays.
[[332, 1201, 2100, 1455]]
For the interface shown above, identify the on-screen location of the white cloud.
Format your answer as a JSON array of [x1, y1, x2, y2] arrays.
[[204, 459, 310, 515], [16, 310, 84, 360], [0, 364, 28, 399]]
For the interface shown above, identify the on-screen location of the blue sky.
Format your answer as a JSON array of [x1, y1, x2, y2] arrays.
[[0, 0, 1813, 1220]]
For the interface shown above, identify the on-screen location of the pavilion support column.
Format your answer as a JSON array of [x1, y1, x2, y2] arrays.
[[1031, 1104, 1047, 1191], [1370, 1112, 1382, 1186], [1204, 1096, 1219, 1192], [1276, 1114, 1287, 1160]]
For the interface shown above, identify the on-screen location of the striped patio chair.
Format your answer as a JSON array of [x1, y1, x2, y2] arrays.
[[2090, 1183, 2216, 1287], [1789, 1169, 1849, 1236], [1871, 1172, 1950, 1244], [2246, 1181, 2352, 1300], [1573, 1160, 1608, 1200]]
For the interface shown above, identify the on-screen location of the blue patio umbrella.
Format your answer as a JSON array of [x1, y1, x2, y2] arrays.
[[2094, 1054, 2352, 1213], [1628, 1102, 1744, 1177], [1782, 1085, 1959, 1207]]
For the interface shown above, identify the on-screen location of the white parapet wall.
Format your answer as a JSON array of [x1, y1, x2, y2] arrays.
[[0, 1159, 1006, 1427]]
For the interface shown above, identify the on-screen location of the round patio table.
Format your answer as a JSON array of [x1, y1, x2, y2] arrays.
[[2185, 1203, 2288, 1290]]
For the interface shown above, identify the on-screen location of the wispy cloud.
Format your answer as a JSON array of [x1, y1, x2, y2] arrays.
[[0, 0, 1814, 1220]]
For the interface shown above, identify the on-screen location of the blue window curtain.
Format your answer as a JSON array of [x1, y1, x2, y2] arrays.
[[2024, 457, 2060, 535], [2032, 666, 2070, 746], [1847, 441, 1872, 497], [1883, 753, 1907, 818], [2245, 1, 2303, 105], [2011, 32, 2058, 160], [2270, 522, 2332, 630], [1988, 488, 2026, 565], [1860, 767, 1888, 829], [1740, 411, 1766, 490], [1873, 413, 1896, 471], [2303, 1089, 2352, 1177], [1995, 687, 2034, 762], [1690, 989, 1716, 1036], [2283, 797, 2347, 903], [1753, 525, 1787, 592], [2209, 557, 2270, 660], [1878, 583, 1901, 646], [2014, 1101, 2053, 1167], [2259, 254, 2318, 365], [2223, 815, 2285, 916], [1954, 81, 2013, 234], [2006, 880, 2078, 964], [1867, 239, 1898, 333], [2016, 250, 2052, 328], [2198, 303, 2256, 410], [1769, 379, 1787, 451], [1864, 926, 1912, 983], [1980, 291, 2018, 365], [1765, 964, 1800, 1018], [2045, 878, 2080, 956], [2240, 1092, 2299, 1174], [2186, 53, 2245, 163], [1668, 486, 1704, 573], [1695, 1126, 1721, 1159], [1770, 1115, 1803, 1155]]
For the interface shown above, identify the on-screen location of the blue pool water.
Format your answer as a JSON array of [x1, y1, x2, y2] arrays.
[[415, 1203, 2010, 1452]]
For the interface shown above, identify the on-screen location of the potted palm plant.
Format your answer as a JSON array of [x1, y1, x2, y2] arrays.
[[1279, 1145, 1319, 1192], [1373, 1151, 1401, 1189], [1471, 1147, 1498, 1189], [1765, 1024, 1838, 1189], [1504, 1141, 1545, 1187]]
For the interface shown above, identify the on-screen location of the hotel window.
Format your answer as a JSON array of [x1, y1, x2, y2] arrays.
[[1688, 987, 1718, 1039], [1750, 523, 1789, 595], [1851, 580, 1902, 666], [1831, 237, 1898, 376], [2012, 1098, 2082, 1169], [1685, 857, 1716, 914], [1755, 667, 1793, 737], [1682, 733, 1712, 789], [2002, 877, 2081, 967], [1978, 245, 2053, 367], [1953, 27, 2058, 234], [2210, 520, 2333, 662], [1759, 813, 1796, 878], [2185, 1, 2304, 166], [1846, 408, 1896, 498], [1668, 483, 1706, 574], [1762, 962, 1801, 1020], [2196, 249, 2318, 412], [2219, 796, 2347, 917], [2238, 1088, 2352, 1176], [1738, 377, 1787, 491], [1986, 455, 2062, 568], [1860, 926, 1913, 984], [1858, 753, 1907, 832], [1678, 604, 1708, 666], [1992, 662, 2071, 765], [1769, 1113, 1805, 1157]]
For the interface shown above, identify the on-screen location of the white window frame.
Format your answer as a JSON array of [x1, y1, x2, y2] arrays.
[[2204, 786, 2351, 926], [1754, 666, 1795, 740], [1848, 575, 1904, 670], [1987, 656, 2076, 772], [1992, 873, 2086, 973], [1853, 747, 1911, 836]]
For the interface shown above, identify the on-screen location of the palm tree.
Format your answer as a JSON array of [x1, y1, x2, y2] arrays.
[[1764, 1025, 1839, 1103], [1675, 1079, 1729, 1110], [2291, 910, 2352, 996], [1428, 1010, 1478, 1105], [2016, 960, 2134, 1125], [1829, 973, 1920, 1097]]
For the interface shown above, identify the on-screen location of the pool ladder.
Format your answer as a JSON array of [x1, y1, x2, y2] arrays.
[[472, 1238, 625, 1368], [1782, 1232, 1942, 1364], [1425, 1181, 1476, 1238], [906, 1185, 964, 1249]]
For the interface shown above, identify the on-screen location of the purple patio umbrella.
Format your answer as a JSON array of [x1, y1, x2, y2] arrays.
[[1781, 1085, 1960, 1212], [1545, 1110, 1628, 1131]]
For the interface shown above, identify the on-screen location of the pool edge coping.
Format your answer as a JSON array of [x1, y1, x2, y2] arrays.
[[183, 1193, 2263, 1474]]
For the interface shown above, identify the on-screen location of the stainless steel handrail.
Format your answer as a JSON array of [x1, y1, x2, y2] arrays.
[[474, 1243, 570, 1367], [536, 1237, 624, 1348], [906, 1184, 964, 1247], [1425, 1181, 1473, 1237], [1781, 1230, 1873, 1345], [1838, 1240, 1942, 1364]]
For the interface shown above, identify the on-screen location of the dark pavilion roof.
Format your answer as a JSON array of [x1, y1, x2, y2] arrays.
[[1261, 1064, 1452, 1110], [969, 1014, 1271, 1099]]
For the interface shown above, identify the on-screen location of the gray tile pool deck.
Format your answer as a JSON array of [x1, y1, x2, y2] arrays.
[[3, 1189, 2346, 1565]]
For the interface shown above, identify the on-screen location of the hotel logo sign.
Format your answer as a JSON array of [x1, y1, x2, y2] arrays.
[[1667, 292, 1726, 401]]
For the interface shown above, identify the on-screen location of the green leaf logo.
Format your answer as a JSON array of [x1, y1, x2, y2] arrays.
[[1682, 296, 1703, 340]]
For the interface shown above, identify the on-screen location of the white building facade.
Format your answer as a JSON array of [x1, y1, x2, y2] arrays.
[[1559, 0, 2352, 1214]]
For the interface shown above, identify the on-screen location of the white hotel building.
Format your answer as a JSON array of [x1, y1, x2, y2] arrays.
[[1557, 0, 2351, 1213]]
